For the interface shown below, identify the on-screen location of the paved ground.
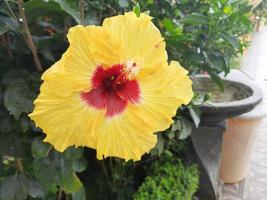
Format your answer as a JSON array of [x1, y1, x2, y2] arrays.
[[221, 27, 267, 200]]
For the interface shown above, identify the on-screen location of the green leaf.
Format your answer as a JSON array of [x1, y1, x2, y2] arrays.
[[52, 0, 80, 23], [220, 32, 239, 49], [63, 147, 84, 160], [133, 3, 141, 17], [33, 156, 60, 192], [24, 177, 45, 199], [163, 18, 174, 33], [25, 0, 65, 22], [72, 158, 87, 172], [179, 118, 193, 139], [180, 13, 209, 25], [208, 72, 224, 91], [0, 16, 20, 33], [0, 174, 44, 200], [171, 120, 181, 132], [4, 79, 36, 119], [25, 0, 80, 23], [31, 137, 51, 158], [166, 130, 175, 139], [71, 185, 86, 200], [0, 174, 28, 200], [20, 115, 30, 133], [154, 134, 165, 156], [203, 51, 228, 76], [189, 107, 200, 128], [60, 171, 82, 193]]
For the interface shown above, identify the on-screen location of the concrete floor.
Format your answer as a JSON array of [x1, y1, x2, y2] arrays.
[[221, 27, 267, 200]]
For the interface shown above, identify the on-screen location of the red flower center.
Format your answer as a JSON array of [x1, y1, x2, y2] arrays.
[[81, 64, 141, 117]]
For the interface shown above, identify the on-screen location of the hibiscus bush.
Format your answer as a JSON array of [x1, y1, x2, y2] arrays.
[[0, 0, 255, 200]]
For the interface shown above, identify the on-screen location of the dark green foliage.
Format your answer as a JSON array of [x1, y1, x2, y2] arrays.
[[253, 0, 267, 23], [0, 173, 44, 200], [138, 0, 254, 86], [134, 158, 199, 200]]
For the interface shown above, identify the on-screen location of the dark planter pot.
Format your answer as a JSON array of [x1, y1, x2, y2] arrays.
[[188, 75, 262, 200]]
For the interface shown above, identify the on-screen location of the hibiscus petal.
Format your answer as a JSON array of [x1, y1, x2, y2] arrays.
[[103, 12, 167, 70], [29, 82, 105, 151]]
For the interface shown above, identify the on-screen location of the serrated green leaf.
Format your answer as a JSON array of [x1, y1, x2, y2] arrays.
[[4, 80, 36, 119], [31, 137, 51, 158]]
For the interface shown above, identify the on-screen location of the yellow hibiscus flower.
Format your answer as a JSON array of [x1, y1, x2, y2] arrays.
[[29, 12, 193, 161]]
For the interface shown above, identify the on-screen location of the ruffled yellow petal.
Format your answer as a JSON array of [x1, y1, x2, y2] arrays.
[[130, 61, 193, 133], [43, 25, 124, 97], [95, 114, 157, 161], [29, 82, 105, 151], [65, 25, 123, 80], [40, 57, 73, 97], [103, 12, 167, 70]]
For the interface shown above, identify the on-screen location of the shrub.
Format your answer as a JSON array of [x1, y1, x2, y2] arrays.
[[134, 159, 199, 200]]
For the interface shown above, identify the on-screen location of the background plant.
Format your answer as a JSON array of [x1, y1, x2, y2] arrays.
[[134, 156, 199, 200], [0, 0, 258, 199], [253, 0, 267, 26]]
